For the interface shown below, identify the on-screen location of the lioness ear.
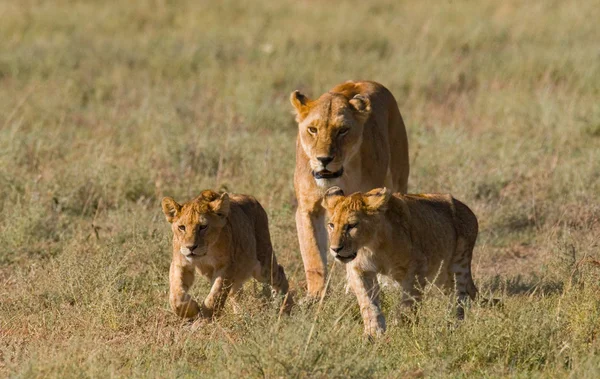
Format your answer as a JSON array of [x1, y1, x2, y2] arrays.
[[290, 90, 311, 121], [161, 197, 181, 223], [363, 187, 392, 212], [322, 186, 345, 211], [210, 193, 230, 218], [349, 94, 371, 121]]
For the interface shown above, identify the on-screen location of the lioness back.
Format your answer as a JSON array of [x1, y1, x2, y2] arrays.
[[401, 194, 479, 247]]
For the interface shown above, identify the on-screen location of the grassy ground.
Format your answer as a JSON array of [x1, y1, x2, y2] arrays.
[[1, 0, 600, 377]]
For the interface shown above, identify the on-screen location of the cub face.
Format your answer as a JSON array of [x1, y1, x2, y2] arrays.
[[161, 190, 230, 261], [290, 90, 371, 186], [322, 187, 391, 263]]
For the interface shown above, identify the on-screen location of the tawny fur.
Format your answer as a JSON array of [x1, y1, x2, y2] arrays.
[[161, 190, 292, 319], [290, 80, 409, 297], [322, 187, 478, 337]]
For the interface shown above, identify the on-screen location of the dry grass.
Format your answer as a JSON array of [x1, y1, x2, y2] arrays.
[[1, 0, 600, 377]]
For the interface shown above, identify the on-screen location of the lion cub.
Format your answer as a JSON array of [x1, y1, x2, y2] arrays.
[[161, 190, 292, 319], [322, 186, 479, 337]]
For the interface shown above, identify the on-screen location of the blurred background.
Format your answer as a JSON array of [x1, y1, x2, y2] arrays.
[[1, 1, 599, 377]]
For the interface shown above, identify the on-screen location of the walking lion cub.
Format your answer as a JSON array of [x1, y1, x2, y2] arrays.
[[161, 190, 292, 319], [322, 187, 479, 337]]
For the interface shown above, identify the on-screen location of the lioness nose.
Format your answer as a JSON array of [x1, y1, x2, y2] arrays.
[[317, 156, 334, 167], [186, 244, 198, 251], [331, 245, 344, 253]]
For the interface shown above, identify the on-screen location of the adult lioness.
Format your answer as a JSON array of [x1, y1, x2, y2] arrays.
[[322, 187, 479, 337], [161, 190, 292, 319], [290, 80, 409, 297]]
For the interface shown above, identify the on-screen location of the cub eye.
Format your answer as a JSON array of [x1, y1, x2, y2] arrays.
[[347, 223, 358, 230], [339, 127, 350, 136], [308, 127, 317, 135], [198, 224, 208, 231], [178, 225, 186, 232], [327, 223, 334, 230]]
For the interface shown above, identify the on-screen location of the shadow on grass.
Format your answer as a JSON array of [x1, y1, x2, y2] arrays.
[[484, 274, 564, 297]]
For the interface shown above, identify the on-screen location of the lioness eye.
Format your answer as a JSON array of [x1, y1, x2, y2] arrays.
[[308, 127, 317, 135], [327, 223, 334, 230], [339, 127, 350, 136], [198, 224, 208, 231], [347, 223, 358, 230], [178, 225, 186, 232]]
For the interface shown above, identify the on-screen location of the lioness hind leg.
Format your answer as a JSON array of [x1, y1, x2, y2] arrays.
[[450, 237, 478, 319], [451, 271, 475, 320], [253, 207, 294, 311], [253, 259, 294, 312]]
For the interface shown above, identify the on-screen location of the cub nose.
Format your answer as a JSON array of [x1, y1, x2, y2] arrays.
[[330, 245, 344, 253], [186, 244, 198, 252], [317, 156, 334, 167]]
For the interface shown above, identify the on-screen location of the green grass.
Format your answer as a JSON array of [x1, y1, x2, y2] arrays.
[[1, 0, 600, 377]]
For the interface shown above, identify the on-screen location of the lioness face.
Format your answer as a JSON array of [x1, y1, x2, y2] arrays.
[[290, 91, 371, 186], [162, 191, 230, 261], [322, 187, 391, 263]]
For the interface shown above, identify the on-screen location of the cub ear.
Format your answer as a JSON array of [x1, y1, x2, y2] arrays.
[[210, 192, 230, 218], [363, 187, 392, 213], [322, 186, 345, 211], [349, 94, 371, 121], [290, 90, 311, 121], [161, 197, 181, 223]]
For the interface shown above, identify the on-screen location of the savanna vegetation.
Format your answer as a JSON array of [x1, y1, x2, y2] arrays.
[[1, 0, 599, 377]]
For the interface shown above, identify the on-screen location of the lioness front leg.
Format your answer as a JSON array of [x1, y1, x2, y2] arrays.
[[296, 208, 328, 298], [397, 262, 427, 320], [201, 273, 233, 319], [169, 261, 200, 319], [347, 267, 386, 337]]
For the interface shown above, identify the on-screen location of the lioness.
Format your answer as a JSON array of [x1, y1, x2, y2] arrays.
[[322, 186, 478, 337], [161, 190, 292, 319], [290, 80, 409, 298]]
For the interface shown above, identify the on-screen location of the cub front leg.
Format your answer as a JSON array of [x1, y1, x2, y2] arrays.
[[296, 208, 328, 298], [169, 261, 200, 319], [201, 273, 233, 319], [347, 266, 386, 337]]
